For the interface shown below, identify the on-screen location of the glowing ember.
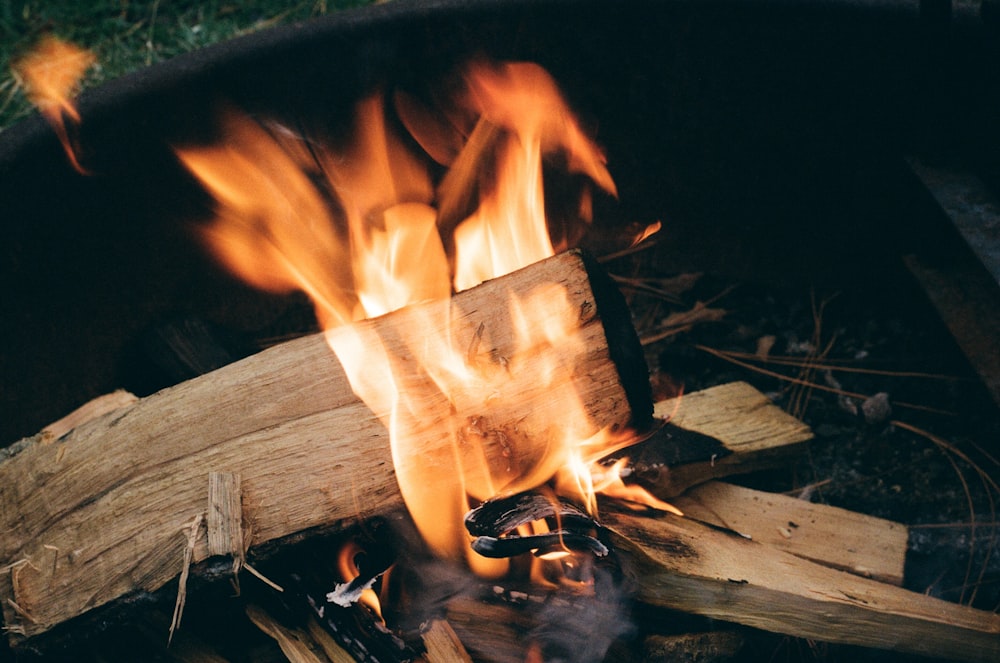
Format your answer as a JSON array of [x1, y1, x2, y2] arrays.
[[174, 59, 669, 571], [13, 35, 96, 174]]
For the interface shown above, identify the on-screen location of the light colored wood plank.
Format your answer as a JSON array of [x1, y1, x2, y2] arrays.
[[422, 619, 475, 663], [650, 382, 813, 496], [246, 604, 329, 663], [39, 389, 137, 443], [673, 481, 907, 585], [605, 510, 1000, 663]]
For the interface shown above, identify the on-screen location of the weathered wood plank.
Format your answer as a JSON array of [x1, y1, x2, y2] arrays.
[[605, 510, 1000, 663], [636, 382, 813, 497], [673, 481, 907, 585]]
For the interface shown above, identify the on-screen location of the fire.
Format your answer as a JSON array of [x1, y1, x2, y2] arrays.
[[13, 35, 96, 174], [333, 540, 384, 619], [174, 59, 667, 571]]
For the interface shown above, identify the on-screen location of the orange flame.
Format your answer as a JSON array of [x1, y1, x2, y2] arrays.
[[176, 59, 670, 571], [13, 35, 96, 173], [334, 540, 383, 619]]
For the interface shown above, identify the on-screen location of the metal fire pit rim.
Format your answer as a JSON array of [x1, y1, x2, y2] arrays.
[[0, 0, 964, 171]]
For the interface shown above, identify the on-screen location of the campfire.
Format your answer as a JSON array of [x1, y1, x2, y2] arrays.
[[3, 6, 1000, 663]]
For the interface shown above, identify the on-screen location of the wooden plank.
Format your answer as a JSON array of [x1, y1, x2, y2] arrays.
[[635, 382, 813, 497], [0, 250, 650, 643], [246, 604, 332, 663], [422, 619, 475, 663], [673, 481, 907, 585], [206, 472, 244, 561], [604, 510, 1000, 663]]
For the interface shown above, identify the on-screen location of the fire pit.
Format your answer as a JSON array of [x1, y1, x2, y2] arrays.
[[2, 1, 1000, 661]]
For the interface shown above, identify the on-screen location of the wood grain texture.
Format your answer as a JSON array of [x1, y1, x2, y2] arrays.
[[673, 481, 907, 585], [650, 382, 813, 496], [206, 472, 244, 560], [605, 510, 1000, 663], [0, 250, 646, 643]]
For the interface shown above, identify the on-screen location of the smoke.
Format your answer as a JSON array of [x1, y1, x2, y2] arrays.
[[526, 564, 635, 663]]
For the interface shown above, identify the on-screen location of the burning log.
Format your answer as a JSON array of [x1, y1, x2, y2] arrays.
[[0, 249, 651, 645], [604, 509, 1000, 663]]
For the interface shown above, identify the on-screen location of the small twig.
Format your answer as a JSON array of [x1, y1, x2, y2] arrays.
[[244, 562, 285, 592], [892, 420, 1000, 606], [911, 522, 1000, 529], [696, 345, 958, 416], [611, 275, 685, 305], [597, 235, 661, 263], [168, 513, 204, 646], [145, 0, 161, 66], [698, 348, 966, 381], [6, 598, 36, 625]]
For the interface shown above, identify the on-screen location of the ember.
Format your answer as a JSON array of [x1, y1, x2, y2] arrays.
[[11, 35, 95, 174]]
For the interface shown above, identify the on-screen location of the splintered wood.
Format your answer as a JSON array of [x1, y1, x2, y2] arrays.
[[604, 510, 1000, 662], [672, 481, 907, 585], [0, 250, 650, 643], [206, 471, 245, 563]]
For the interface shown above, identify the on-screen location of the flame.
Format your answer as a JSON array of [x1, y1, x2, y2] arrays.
[[176, 59, 669, 572], [13, 36, 96, 174], [335, 540, 383, 619], [448, 61, 616, 290]]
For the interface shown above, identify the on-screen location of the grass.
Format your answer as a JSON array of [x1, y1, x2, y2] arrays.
[[0, 0, 379, 132]]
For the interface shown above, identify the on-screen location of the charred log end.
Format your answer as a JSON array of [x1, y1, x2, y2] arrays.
[[576, 249, 654, 431]]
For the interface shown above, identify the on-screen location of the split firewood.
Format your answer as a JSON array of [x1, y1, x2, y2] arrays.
[[305, 618, 359, 663], [604, 509, 1000, 663], [246, 604, 343, 663], [625, 381, 813, 497], [0, 250, 651, 644], [672, 480, 907, 585], [421, 619, 475, 663], [444, 596, 532, 663]]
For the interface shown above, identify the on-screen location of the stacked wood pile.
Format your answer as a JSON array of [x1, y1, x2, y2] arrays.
[[1, 252, 998, 662]]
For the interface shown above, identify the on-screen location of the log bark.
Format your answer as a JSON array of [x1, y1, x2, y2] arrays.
[[0, 249, 650, 644], [604, 510, 1000, 663]]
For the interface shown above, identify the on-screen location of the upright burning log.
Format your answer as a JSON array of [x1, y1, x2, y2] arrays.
[[0, 249, 651, 645]]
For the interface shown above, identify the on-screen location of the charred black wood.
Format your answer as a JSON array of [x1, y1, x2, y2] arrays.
[[255, 518, 423, 663], [305, 594, 418, 663], [465, 491, 598, 537], [610, 422, 731, 479], [465, 491, 612, 561], [472, 531, 609, 559]]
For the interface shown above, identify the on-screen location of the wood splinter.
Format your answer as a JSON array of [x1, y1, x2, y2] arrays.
[[207, 471, 245, 571]]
